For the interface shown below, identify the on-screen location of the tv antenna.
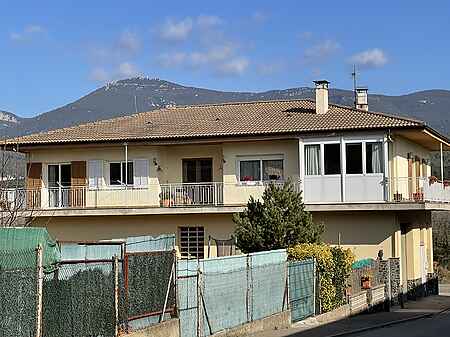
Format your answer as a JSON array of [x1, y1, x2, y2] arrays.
[[351, 64, 358, 107]]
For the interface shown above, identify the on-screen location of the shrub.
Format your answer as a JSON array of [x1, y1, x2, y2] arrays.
[[233, 181, 323, 253], [288, 243, 355, 312]]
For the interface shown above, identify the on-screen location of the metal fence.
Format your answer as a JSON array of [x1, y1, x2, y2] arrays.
[[0, 249, 38, 337], [288, 259, 316, 322], [177, 249, 288, 337], [349, 259, 381, 294]]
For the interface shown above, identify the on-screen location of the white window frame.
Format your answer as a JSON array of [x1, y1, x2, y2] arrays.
[[236, 155, 285, 185], [108, 161, 134, 187], [304, 135, 384, 177]]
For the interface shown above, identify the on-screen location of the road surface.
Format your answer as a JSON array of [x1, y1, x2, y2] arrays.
[[351, 308, 450, 337]]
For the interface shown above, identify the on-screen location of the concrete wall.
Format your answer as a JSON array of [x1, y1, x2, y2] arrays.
[[124, 319, 179, 337]]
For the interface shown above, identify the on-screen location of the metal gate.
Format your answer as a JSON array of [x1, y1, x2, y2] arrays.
[[288, 259, 316, 322]]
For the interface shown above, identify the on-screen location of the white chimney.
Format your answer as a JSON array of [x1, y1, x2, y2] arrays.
[[355, 87, 368, 111], [314, 80, 330, 114]]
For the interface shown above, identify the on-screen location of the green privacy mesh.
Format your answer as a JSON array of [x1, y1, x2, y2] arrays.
[[42, 262, 116, 337], [122, 251, 176, 324], [288, 259, 316, 322], [0, 249, 37, 337]]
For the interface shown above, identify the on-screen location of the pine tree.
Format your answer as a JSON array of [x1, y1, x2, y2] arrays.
[[233, 181, 323, 253]]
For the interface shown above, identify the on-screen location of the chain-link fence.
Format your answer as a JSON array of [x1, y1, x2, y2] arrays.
[[0, 249, 38, 337], [288, 259, 316, 322]]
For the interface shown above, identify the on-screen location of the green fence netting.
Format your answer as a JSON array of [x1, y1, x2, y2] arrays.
[[42, 262, 116, 337], [0, 249, 37, 337], [288, 259, 316, 322], [0, 228, 60, 271], [121, 251, 176, 331]]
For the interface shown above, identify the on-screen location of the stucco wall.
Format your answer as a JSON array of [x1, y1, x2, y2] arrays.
[[222, 139, 299, 205], [314, 211, 398, 260]]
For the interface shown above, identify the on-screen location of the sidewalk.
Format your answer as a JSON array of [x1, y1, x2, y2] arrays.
[[248, 293, 450, 337]]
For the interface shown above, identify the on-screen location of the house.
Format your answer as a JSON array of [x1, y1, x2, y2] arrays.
[[5, 80, 450, 295]]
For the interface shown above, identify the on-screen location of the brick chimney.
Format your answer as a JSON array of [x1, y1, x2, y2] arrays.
[[314, 80, 330, 114], [355, 87, 368, 111]]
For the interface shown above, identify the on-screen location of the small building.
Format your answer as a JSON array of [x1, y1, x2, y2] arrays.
[[5, 80, 450, 295]]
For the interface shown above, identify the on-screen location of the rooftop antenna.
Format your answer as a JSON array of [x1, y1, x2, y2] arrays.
[[351, 64, 358, 108]]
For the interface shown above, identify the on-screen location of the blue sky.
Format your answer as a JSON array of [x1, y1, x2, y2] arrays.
[[1, 0, 450, 117]]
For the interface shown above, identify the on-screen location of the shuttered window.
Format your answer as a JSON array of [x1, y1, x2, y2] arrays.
[[88, 160, 103, 189], [133, 159, 149, 188], [179, 226, 204, 260]]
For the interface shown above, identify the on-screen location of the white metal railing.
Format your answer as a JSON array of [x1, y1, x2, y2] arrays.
[[159, 182, 224, 207], [388, 177, 450, 203]]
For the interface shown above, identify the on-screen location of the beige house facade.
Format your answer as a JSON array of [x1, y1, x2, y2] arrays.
[[5, 81, 450, 294]]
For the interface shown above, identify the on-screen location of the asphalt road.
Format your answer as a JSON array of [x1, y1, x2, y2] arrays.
[[351, 309, 450, 337]]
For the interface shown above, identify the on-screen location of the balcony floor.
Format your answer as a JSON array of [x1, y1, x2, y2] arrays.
[[17, 201, 450, 218]]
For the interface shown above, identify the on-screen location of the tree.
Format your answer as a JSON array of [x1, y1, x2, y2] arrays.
[[0, 143, 40, 227], [233, 181, 323, 253]]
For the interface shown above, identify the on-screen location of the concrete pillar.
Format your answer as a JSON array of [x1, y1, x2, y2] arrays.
[[427, 227, 434, 274]]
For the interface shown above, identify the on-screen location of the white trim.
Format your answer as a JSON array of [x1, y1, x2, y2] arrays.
[[108, 160, 134, 187]]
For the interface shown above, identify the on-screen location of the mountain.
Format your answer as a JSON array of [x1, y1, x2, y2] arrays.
[[1, 78, 450, 138]]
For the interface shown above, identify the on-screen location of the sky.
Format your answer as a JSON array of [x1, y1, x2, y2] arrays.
[[1, 0, 450, 118]]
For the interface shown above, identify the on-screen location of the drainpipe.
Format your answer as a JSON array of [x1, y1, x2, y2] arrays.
[[440, 142, 444, 184], [124, 142, 128, 189]]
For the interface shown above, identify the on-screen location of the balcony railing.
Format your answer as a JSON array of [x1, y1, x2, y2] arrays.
[[388, 177, 450, 203], [160, 182, 224, 207]]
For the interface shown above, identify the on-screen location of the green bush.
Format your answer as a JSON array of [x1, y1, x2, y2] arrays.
[[233, 181, 323, 253], [288, 243, 354, 312]]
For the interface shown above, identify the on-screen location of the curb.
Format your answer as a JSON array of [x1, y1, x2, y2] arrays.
[[323, 307, 450, 337]]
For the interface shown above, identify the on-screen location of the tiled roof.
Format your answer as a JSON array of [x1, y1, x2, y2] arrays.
[[9, 99, 424, 145]]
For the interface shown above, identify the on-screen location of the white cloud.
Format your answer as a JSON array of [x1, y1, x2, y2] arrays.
[[10, 24, 45, 41], [118, 31, 140, 54], [349, 48, 388, 68], [304, 40, 340, 62], [257, 62, 283, 76], [217, 57, 249, 76], [89, 67, 110, 82], [197, 15, 222, 27], [159, 18, 193, 41], [118, 62, 140, 77]]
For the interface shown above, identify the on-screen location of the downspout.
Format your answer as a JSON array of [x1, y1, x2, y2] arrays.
[[440, 142, 444, 183], [124, 142, 128, 189]]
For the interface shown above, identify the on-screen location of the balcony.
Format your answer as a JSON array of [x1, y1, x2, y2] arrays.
[[389, 177, 450, 203], [2, 178, 450, 213]]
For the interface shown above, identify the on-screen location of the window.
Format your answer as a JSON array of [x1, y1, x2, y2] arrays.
[[324, 144, 341, 175], [179, 226, 204, 259], [305, 145, 321, 175], [109, 162, 134, 185], [366, 142, 383, 174], [263, 160, 283, 181], [239, 158, 284, 182], [346, 143, 363, 174], [182, 159, 212, 183]]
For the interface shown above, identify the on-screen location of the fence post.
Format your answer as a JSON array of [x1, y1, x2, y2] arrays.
[[196, 267, 204, 337], [35, 245, 43, 337], [313, 258, 317, 315], [113, 255, 119, 337]]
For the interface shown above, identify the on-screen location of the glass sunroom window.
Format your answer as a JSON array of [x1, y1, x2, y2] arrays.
[[346, 143, 363, 174], [366, 142, 383, 173], [324, 143, 341, 175], [305, 145, 321, 175]]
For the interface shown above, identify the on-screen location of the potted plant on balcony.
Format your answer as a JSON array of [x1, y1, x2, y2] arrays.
[[429, 176, 438, 185], [159, 192, 172, 207], [361, 274, 371, 289]]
